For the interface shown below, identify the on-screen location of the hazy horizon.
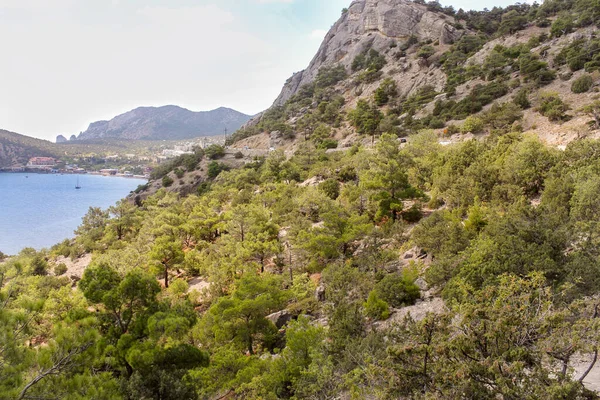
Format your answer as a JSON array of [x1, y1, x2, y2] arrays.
[[0, 0, 529, 141]]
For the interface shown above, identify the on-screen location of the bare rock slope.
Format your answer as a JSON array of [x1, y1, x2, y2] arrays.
[[273, 0, 463, 106]]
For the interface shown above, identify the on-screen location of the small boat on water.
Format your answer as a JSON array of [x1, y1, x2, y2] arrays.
[[75, 177, 81, 190]]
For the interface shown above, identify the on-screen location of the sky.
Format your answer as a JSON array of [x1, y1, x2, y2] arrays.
[[0, 0, 526, 141]]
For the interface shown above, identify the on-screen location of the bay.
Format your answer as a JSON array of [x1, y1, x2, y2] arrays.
[[0, 173, 146, 255]]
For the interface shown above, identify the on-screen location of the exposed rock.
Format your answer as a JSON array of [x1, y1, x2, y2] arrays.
[[266, 310, 294, 329], [56, 135, 68, 144], [414, 277, 429, 291], [272, 0, 463, 106], [315, 285, 326, 302], [69, 134, 77, 141]]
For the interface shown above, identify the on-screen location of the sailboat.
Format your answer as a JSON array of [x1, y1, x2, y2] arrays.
[[75, 177, 81, 190]]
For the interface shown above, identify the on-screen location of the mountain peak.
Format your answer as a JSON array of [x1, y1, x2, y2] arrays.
[[273, 0, 462, 106], [77, 106, 251, 141]]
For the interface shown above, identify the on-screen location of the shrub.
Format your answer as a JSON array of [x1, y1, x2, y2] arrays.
[[375, 273, 420, 308], [417, 45, 435, 59], [317, 139, 338, 150], [319, 179, 341, 200], [234, 151, 244, 159], [513, 88, 531, 109], [338, 166, 358, 182], [315, 65, 347, 88], [31, 256, 48, 276], [207, 161, 229, 179], [461, 116, 484, 133], [364, 291, 390, 320], [54, 263, 68, 276], [0, 251, 6, 260], [352, 48, 387, 72], [428, 117, 446, 129], [538, 92, 570, 121], [571, 74, 594, 93], [205, 145, 225, 160], [162, 175, 174, 187], [374, 78, 398, 106], [174, 168, 185, 179]]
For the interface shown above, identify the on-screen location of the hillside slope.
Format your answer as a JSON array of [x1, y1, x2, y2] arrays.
[[233, 0, 600, 149], [0, 130, 58, 167], [77, 105, 252, 141]]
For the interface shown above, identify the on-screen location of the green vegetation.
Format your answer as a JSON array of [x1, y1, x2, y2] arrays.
[[538, 92, 570, 121], [4, 129, 600, 399], [572, 74, 594, 93]]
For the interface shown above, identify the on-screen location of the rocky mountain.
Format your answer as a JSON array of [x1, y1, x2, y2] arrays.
[[56, 135, 68, 143], [77, 106, 252, 141], [232, 0, 600, 149], [273, 0, 463, 106]]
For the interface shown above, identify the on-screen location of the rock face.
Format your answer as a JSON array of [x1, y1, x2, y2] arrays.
[[273, 0, 463, 106], [56, 135, 67, 144], [69, 135, 77, 141], [77, 105, 252, 141]]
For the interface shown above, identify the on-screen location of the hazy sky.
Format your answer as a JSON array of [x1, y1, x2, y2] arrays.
[[0, 0, 524, 141]]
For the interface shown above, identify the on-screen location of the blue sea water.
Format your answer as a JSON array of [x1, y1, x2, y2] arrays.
[[0, 173, 146, 255]]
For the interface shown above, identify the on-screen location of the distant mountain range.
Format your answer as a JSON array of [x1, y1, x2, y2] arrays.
[[73, 106, 252, 142]]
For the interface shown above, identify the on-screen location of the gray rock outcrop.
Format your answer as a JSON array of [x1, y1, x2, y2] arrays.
[[273, 0, 463, 106], [56, 135, 68, 144]]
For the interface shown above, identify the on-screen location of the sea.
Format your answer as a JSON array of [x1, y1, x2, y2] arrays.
[[0, 173, 146, 255]]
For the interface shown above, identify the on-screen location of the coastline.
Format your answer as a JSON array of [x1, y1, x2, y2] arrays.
[[0, 170, 148, 180]]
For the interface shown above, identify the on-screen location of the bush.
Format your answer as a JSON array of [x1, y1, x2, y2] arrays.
[[315, 65, 347, 88], [54, 263, 68, 276], [234, 151, 244, 159], [338, 166, 358, 182], [348, 99, 384, 138], [207, 161, 229, 179], [417, 45, 435, 59], [538, 92, 570, 121], [31, 256, 48, 276], [571, 74, 594, 93], [513, 88, 531, 109], [374, 78, 398, 106], [162, 175, 174, 187], [461, 116, 484, 133], [375, 273, 420, 308], [174, 168, 185, 179], [364, 291, 390, 320], [428, 117, 446, 129], [319, 179, 341, 200], [205, 145, 225, 160]]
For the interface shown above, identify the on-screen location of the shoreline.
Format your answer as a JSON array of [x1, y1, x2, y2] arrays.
[[0, 170, 148, 180]]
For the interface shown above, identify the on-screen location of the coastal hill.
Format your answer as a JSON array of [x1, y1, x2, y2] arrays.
[[76, 105, 252, 141], [0, 130, 57, 167]]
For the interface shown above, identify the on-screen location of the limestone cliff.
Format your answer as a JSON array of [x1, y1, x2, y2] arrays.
[[273, 0, 463, 106]]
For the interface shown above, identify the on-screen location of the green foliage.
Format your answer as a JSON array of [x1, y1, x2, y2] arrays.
[[374, 273, 420, 308], [348, 99, 383, 138], [519, 53, 556, 85], [571, 74, 594, 93], [162, 175, 174, 187], [374, 78, 398, 106], [417, 45, 435, 59], [513, 87, 531, 109], [315, 65, 347, 88], [538, 92, 570, 121], [550, 14, 574, 37], [319, 178, 341, 200], [54, 263, 68, 276], [207, 161, 230, 179], [351, 48, 387, 72], [460, 116, 484, 133], [364, 291, 390, 320], [205, 144, 226, 160]]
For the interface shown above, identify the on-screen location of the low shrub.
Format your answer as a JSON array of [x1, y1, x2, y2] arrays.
[[538, 92, 570, 121], [461, 116, 484, 133], [162, 175, 174, 187], [572, 74, 594, 93]]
